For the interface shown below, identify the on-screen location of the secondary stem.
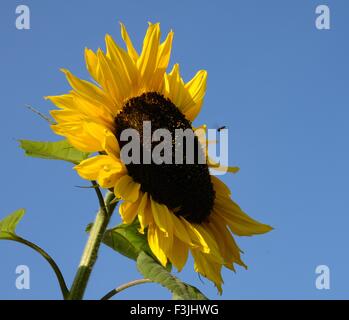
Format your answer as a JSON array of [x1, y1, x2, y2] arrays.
[[68, 185, 115, 300], [12, 236, 69, 299], [101, 279, 152, 300]]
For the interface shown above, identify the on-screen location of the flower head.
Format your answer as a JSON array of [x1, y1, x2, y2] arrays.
[[47, 22, 272, 293]]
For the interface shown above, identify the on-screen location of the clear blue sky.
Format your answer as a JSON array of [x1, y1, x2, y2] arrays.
[[1, 0, 348, 300]]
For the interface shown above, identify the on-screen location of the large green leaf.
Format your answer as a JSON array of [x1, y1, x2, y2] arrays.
[[137, 252, 208, 300], [102, 221, 152, 261], [19, 139, 90, 164], [0, 209, 25, 240], [0, 209, 69, 298]]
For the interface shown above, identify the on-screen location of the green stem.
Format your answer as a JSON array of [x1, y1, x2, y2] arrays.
[[101, 279, 152, 300], [68, 185, 116, 300], [10, 236, 69, 299]]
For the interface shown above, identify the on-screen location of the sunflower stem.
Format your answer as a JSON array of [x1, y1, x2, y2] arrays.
[[68, 185, 116, 300]]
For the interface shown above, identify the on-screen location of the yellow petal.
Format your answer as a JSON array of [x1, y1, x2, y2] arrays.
[[191, 249, 224, 294], [181, 218, 222, 257], [211, 176, 232, 197], [74, 155, 125, 188], [52, 121, 104, 153], [170, 215, 193, 247], [208, 157, 240, 174], [50, 109, 81, 123], [167, 236, 189, 272], [105, 33, 139, 101], [206, 215, 247, 269], [103, 130, 120, 158], [120, 22, 139, 63], [214, 194, 273, 236], [60, 69, 114, 112], [181, 219, 210, 254], [163, 64, 187, 108], [96, 49, 121, 104], [114, 175, 141, 203], [194, 224, 223, 263], [162, 66, 208, 121], [182, 70, 207, 121], [85, 48, 99, 82], [150, 30, 174, 91], [147, 224, 168, 266], [119, 197, 141, 224], [137, 23, 161, 90], [137, 193, 153, 233], [45, 94, 74, 110], [82, 121, 110, 152], [157, 31, 174, 70], [47, 92, 114, 131], [150, 198, 174, 238]]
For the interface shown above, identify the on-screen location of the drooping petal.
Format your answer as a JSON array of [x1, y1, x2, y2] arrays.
[[150, 198, 173, 241], [167, 236, 189, 272], [170, 215, 193, 247], [137, 193, 153, 233], [194, 224, 223, 263], [191, 249, 224, 294], [205, 215, 247, 270], [214, 194, 273, 236], [181, 218, 222, 260], [147, 223, 169, 267]]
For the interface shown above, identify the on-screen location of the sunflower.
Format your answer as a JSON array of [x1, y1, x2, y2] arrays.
[[46, 22, 272, 293]]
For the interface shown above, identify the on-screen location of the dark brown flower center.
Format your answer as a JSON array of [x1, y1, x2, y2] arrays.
[[114, 92, 215, 223]]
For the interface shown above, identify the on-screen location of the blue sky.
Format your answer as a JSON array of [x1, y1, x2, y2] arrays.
[[0, 0, 348, 300]]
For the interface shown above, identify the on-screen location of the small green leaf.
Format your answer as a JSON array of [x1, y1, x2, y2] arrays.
[[19, 139, 90, 164], [0, 208, 25, 240], [102, 221, 152, 261], [137, 252, 208, 300]]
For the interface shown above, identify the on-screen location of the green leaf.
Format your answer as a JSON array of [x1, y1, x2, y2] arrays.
[[0, 208, 25, 240], [137, 252, 208, 300], [102, 221, 152, 261], [19, 139, 90, 164]]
